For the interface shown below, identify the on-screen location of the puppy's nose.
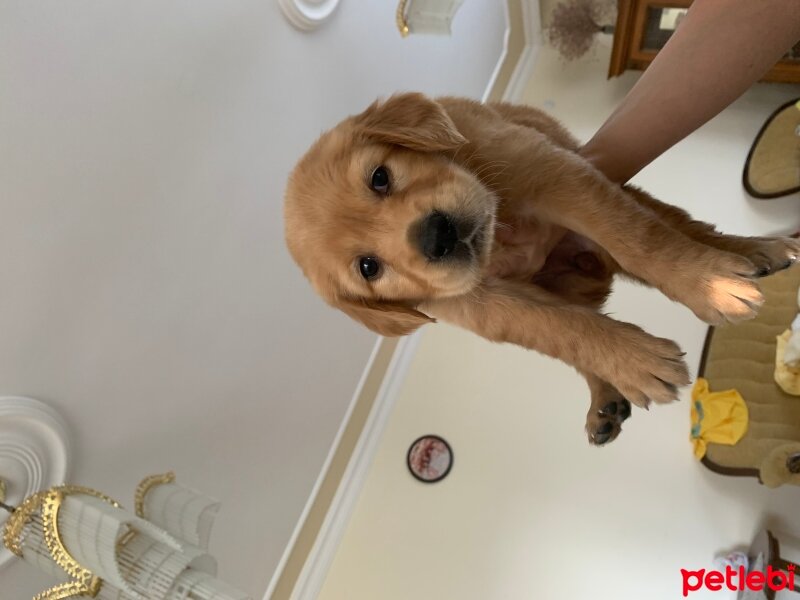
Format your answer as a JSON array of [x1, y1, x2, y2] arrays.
[[420, 212, 459, 260]]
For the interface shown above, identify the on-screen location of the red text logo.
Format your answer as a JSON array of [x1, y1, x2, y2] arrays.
[[682, 565, 795, 596]]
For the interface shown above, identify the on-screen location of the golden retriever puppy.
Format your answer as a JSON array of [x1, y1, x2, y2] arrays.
[[284, 93, 799, 445]]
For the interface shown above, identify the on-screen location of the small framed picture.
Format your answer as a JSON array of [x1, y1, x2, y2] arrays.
[[406, 435, 453, 483]]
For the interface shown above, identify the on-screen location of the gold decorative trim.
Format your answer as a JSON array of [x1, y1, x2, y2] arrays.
[[4, 485, 120, 600], [42, 491, 94, 580], [134, 472, 175, 518], [0, 478, 6, 503], [39, 490, 101, 600], [396, 0, 409, 37], [33, 580, 99, 600], [4, 490, 47, 556]]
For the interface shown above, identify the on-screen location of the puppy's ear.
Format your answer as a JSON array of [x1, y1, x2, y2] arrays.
[[356, 93, 466, 152], [337, 297, 435, 337]]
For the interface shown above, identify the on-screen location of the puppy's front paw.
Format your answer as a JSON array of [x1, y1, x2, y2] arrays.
[[745, 236, 800, 277], [604, 324, 690, 408], [586, 389, 631, 446], [682, 252, 763, 325]]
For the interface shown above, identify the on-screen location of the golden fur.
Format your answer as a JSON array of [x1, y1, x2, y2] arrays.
[[285, 93, 800, 444]]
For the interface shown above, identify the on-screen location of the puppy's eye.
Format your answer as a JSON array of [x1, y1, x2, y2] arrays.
[[358, 257, 381, 280], [370, 166, 390, 194]]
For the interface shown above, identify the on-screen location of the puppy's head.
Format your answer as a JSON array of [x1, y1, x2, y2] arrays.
[[284, 93, 496, 336]]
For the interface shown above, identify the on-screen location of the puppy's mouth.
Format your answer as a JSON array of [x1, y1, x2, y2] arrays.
[[462, 214, 494, 264]]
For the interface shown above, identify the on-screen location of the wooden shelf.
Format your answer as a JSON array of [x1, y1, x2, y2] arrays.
[[609, 0, 800, 83]]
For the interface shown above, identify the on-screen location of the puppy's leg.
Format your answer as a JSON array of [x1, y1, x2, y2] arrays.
[[582, 372, 631, 446], [424, 279, 690, 408], [626, 185, 800, 277], [469, 136, 764, 325], [486, 104, 798, 275], [481, 104, 797, 276]]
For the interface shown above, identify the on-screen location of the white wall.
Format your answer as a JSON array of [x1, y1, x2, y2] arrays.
[[0, 2, 507, 597], [317, 43, 800, 600]]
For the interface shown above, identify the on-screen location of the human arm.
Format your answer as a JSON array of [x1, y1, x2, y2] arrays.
[[579, 0, 800, 183]]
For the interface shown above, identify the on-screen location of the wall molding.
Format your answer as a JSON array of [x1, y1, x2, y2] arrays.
[[481, 0, 512, 104], [503, 0, 542, 103], [263, 335, 388, 600], [265, 2, 541, 597], [277, 0, 341, 32], [285, 332, 422, 600]]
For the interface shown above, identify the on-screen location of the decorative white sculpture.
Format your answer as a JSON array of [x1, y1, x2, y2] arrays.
[[396, 0, 466, 37], [2, 472, 251, 600], [277, 0, 341, 32], [0, 396, 71, 571]]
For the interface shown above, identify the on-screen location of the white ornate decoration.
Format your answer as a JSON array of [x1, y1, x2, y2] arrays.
[[0, 396, 71, 570], [396, 0, 465, 37], [277, 0, 341, 31], [3, 473, 249, 599]]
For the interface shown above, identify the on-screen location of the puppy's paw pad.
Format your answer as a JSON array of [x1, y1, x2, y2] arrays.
[[587, 414, 620, 446], [586, 393, 631, 446], [600, 398, 632, 422]]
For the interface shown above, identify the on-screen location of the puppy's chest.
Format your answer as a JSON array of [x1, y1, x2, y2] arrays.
[[487, 215, 567, 279]]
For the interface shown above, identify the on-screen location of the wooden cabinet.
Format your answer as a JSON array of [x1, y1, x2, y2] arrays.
[[609, 0, 800, 82]]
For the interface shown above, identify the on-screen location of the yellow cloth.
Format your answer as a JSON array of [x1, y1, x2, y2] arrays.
[[775, 329, 800, 396], [690, 378, 749, 459]]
